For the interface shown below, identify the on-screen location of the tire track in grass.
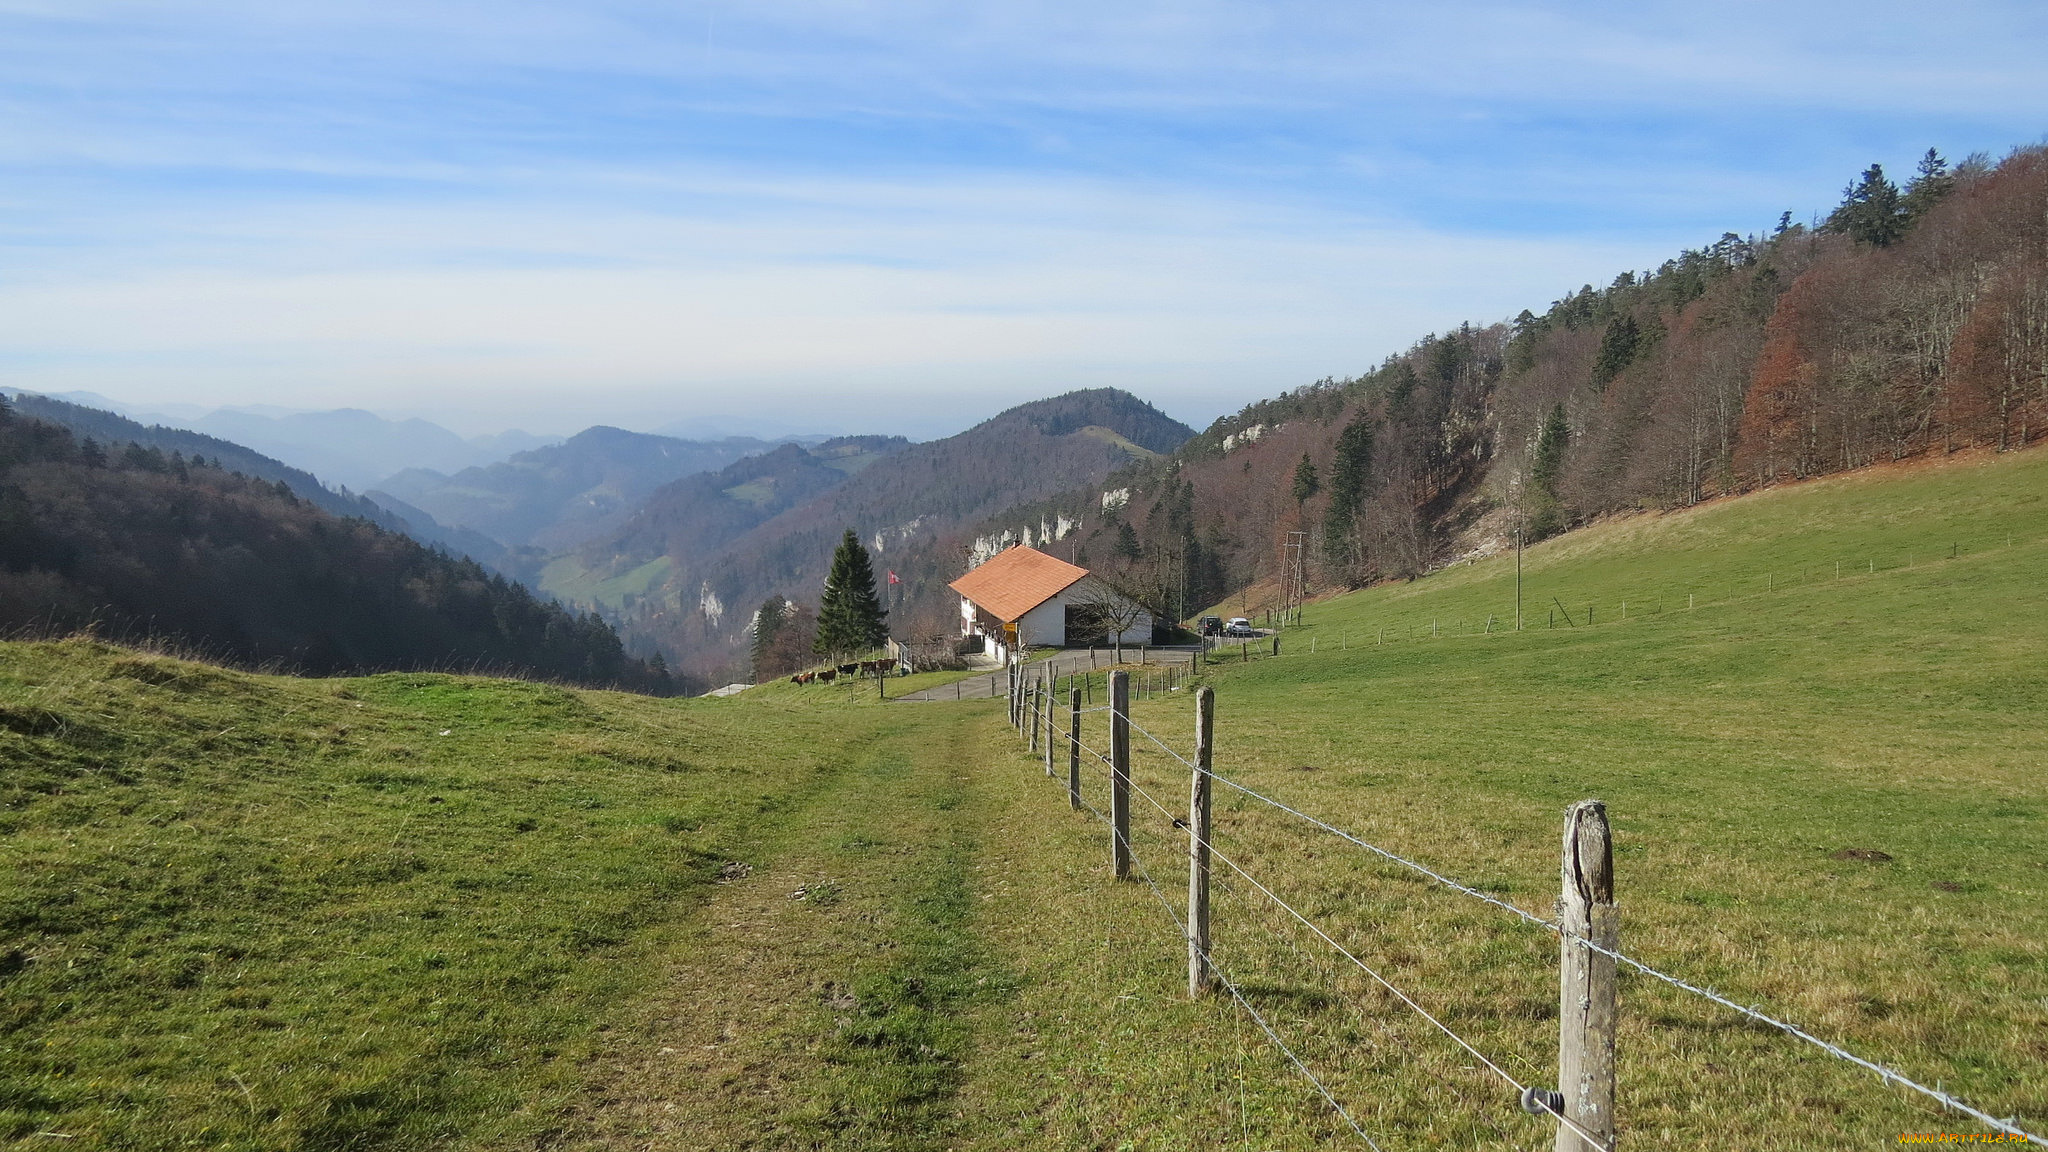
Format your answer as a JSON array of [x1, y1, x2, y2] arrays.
[[533, 708, 1012, 1151]]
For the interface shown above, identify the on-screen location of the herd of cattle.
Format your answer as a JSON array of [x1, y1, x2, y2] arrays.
[[788, 658, 898, 685]]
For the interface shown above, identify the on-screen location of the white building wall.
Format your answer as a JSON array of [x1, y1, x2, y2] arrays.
[[961, 578, 1152, 653], [1018, 598, 1067, 647]]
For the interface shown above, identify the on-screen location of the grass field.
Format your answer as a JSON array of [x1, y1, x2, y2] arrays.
[[3, 447, 2043, 1149]]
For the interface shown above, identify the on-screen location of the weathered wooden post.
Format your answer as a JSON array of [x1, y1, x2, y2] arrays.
[[1555, 799, 1617, 1152], [1067, 688, 1082, 810], [1188, 685, 1215, 997], [1028, 676, 1040, 753], [1110, 670, 1131, 880], [1272, 633, 1280, 657], [1043, 670, 1056, 777]]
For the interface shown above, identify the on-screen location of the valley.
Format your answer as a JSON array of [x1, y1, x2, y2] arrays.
[[5, 445, 2041, 1149]]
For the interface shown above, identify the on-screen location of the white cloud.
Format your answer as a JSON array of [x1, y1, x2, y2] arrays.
[[1, 0, 2043, 434]]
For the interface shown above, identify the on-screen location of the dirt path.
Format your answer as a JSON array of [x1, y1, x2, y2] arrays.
[[537, 695, 1273, 1152], [537, 706, 1019, 1151]]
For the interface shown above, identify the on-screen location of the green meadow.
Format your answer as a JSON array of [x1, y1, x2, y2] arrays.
[[3, 447, 2044, 1149]]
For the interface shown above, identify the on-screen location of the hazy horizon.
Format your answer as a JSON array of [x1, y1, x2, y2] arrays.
[[4, 2, 2044, 439]]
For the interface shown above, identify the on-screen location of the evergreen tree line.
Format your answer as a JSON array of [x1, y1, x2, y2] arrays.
[[0, 403, 671, 692]]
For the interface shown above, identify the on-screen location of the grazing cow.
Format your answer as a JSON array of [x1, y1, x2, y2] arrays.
[[838, 663, 859, 676], [819, 668, 837, 684]]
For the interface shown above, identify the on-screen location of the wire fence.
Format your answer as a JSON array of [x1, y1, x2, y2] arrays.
[[1012, 671, 2040, 1148]]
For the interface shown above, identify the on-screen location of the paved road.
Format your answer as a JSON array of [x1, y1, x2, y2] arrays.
[[892, 645, 1202, 703]]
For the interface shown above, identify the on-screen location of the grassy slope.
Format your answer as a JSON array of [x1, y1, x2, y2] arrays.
[[1087, 446, 2045, 1146], [4, 447, 2043, 1151], [0, 645, 895, 1149]]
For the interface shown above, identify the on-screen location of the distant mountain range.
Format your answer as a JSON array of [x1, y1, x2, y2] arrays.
[[372, 428, 811, 555], [554, 388, 1194, 682], [21, 395, 561, 491], [8, 392, 507, 566], [13, 385, 1199, 688]]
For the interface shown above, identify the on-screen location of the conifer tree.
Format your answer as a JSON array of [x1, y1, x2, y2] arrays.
[[1592, 315, 1641, 387], [1113, 521, 1142, 562], [1902, 148, 1955, 222], [1290, 454, 1320, 504], [815, 529, 887, 655], [1319, 414, 1374, 570], [1528, 403, 1570, 539], [751, 595, 790, 679], [1826, 163, 1905, 247]]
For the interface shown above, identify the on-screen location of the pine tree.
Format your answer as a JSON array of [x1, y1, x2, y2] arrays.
[[815, 529, 887, 656], [1592, 315, 1641, 388], [1290, 454, 1320, 504], [1902, 148, 1955, 223], [1826, 163, 1905, 247], [751, 595, 790, 680], [1528, 403, 1570, 539], [1319, 414, 1374, 570], [1113, 521, 1141, 562]]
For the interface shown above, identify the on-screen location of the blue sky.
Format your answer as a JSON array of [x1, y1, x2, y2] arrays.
[[1, 2, 2044, 438]]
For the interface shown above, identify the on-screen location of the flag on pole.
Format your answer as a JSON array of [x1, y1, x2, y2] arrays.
[[887, 570, 900, 585]]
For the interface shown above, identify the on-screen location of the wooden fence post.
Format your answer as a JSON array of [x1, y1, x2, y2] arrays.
[[1188, 685, 1215, 997], [1028, 676, 1040, 753], [1110, 670, 1131, 880], [1068, 688, 1082, 810], [1272, 633, 1280, 657], [1555, 799, 1617, 1152], [1043, 670, 1056, 776]]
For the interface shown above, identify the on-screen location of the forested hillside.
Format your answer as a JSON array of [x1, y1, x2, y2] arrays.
[[583, 390, 1191, 682], [9, 392, 507, 565], [0, 403, 668, 691], [912, 145, 2048, 622]]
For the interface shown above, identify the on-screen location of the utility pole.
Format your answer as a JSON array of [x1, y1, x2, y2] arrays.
[[1511, 479, 1525, 632], [1281, 530, 1307, 630]]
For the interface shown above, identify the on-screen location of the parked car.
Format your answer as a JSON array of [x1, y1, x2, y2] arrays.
[[1198, 616, 1224, 637], [1225, 617, 1256, 637]]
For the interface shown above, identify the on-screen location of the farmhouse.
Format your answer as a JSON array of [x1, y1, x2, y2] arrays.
[[949, 545, 1152, 661]]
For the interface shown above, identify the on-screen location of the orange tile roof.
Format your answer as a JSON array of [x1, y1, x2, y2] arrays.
[[949, 545, 1090, 623]]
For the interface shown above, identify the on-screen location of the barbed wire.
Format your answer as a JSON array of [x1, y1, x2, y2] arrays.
[[1033, 757, 1388, 1150], [1105, 748, 1611, 1151], [1108, 711, 2042, 1142]]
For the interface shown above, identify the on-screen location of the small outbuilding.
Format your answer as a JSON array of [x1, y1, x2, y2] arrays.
[[949, 545, 1152, 661]]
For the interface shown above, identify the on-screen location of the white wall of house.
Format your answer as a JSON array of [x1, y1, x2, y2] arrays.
[[1021, 577, 1150, 647], [961, 577, 1150, 654]]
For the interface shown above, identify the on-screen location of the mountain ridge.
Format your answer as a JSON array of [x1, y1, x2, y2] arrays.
[[577, 388, 1194, 680]]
